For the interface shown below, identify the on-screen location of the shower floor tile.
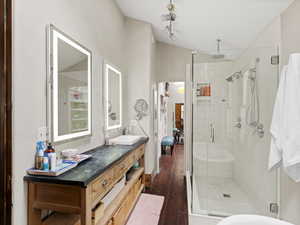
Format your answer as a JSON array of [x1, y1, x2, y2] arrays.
[[193, 176, 258, 216]]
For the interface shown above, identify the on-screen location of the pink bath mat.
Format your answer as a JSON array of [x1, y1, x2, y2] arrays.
[[126, 193, 165, 225]]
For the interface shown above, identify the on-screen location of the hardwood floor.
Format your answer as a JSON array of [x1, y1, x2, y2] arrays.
[[145, 144, 188, 225]]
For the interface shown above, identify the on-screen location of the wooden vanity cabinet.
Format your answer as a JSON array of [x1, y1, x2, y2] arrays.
[[27, 144, 145, 225]]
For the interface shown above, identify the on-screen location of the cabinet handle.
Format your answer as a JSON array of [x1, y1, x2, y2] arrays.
[[102, 180, 108, 187]]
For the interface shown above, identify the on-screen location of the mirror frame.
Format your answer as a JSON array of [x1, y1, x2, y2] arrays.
[[104, 63, 122, 130], [47, 25, 92, 143]]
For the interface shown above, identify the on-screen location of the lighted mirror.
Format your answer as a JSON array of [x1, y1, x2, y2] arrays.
[[48, 25, 92, 142], [104, 63, 122, 130]]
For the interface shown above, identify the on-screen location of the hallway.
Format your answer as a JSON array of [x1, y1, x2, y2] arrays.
[[146, 145, 188, 225]]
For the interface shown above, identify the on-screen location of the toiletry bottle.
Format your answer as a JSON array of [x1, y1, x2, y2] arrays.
[[43, 157, 49, 171], [203, 86, 207, 96], [45, 143, 56, 171], [37, 148, 44, 170], [44, 143, 55, 157], [35, 141, 45, 170], [35, 142, 40, 169], [49, 152, 57, 171]]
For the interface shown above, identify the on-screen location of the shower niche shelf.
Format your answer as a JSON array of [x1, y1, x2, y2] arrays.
[[197, 96, 211, 101], [196, 82, 211, 101]]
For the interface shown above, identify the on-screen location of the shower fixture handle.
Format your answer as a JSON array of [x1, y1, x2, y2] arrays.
[[256, 123, 265, 138], [234, 117, 242, 129]]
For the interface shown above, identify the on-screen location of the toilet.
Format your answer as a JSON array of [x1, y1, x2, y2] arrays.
[[217, 215, 294, 225]]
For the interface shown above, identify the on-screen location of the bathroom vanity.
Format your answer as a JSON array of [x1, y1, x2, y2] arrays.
[[24, 138, 147, 225]]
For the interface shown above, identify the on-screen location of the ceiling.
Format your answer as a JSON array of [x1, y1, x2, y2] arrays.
[[116, 0, 293, 58]]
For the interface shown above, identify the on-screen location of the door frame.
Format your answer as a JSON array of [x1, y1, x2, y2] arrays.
[[155, 82, 185, 173], [0, 0, 12, 225]]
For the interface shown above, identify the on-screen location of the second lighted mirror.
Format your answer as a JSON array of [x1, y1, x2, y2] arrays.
[[105, 63, 122, 130]]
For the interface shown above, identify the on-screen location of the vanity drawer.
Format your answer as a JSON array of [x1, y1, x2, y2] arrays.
[[92, 202, 105, 225], [114, 156, 132, 180], [128, 152, 136, 165], [135, 145, 145, 160], [92, 169, 114, 200], [112, 197, 130, 225]]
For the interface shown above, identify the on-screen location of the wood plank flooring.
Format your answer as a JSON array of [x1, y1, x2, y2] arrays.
[[145, 145, 188, 225]]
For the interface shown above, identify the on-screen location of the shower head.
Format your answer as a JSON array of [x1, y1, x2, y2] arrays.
[[226, 76, 233, 82], [226, 71, 242, 82], [212, 53, 225, 60]]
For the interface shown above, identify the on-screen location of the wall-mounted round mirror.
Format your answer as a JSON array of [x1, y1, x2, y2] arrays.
[[135, 99, 148, 121]]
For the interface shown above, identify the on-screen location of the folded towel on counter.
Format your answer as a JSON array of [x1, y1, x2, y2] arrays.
[[269, 54, 300, 182]]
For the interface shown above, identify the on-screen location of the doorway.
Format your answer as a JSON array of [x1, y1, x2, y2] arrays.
[[156, 82, 185, 171], [0, 0, 12, 225]]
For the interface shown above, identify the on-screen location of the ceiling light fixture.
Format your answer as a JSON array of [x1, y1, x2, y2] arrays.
[[212, 39, 225, 59], [161, 0, 177, 40]]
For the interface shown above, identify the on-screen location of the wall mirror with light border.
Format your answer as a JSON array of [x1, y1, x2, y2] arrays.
[[47, 25, 92, 143], [104, 63, 122, 130]]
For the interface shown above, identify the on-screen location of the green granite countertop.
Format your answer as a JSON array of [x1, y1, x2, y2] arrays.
[[24, 138, 148, 187]]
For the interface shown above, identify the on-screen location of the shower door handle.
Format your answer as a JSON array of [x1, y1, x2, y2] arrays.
[[210, 124, 215, 143], [210, 124, 212, 141]]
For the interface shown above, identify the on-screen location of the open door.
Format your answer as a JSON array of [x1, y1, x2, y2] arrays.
[[0, 0, 12, 224], [175, 103, 184, 130]]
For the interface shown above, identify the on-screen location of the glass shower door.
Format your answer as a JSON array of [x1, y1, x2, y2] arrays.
[[191, 63, 213, 215], [191, 46, 279, 218]]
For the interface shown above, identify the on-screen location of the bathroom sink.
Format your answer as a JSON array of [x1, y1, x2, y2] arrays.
[[217, 215, 294, 225], [108, 135, 143, 146]]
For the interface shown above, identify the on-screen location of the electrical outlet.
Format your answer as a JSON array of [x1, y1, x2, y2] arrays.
[[38, 127, 48, 141]]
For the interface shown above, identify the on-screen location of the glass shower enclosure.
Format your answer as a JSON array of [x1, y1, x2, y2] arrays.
[[189, 46, 280, 218]]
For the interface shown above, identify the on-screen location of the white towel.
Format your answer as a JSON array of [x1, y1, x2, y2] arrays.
[[269, 65, 287, 170], [269, 54, 300, 182]]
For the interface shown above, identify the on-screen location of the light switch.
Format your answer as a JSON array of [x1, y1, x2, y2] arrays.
[[38, 127, 48, 141]]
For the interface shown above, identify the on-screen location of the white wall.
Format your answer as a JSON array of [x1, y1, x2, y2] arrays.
[[280, 1, 300, 223], [230, 17, 281, 214], [156, 42, 191, 82], [124, 18, 156, 174], [13, 1, 127, 224]]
